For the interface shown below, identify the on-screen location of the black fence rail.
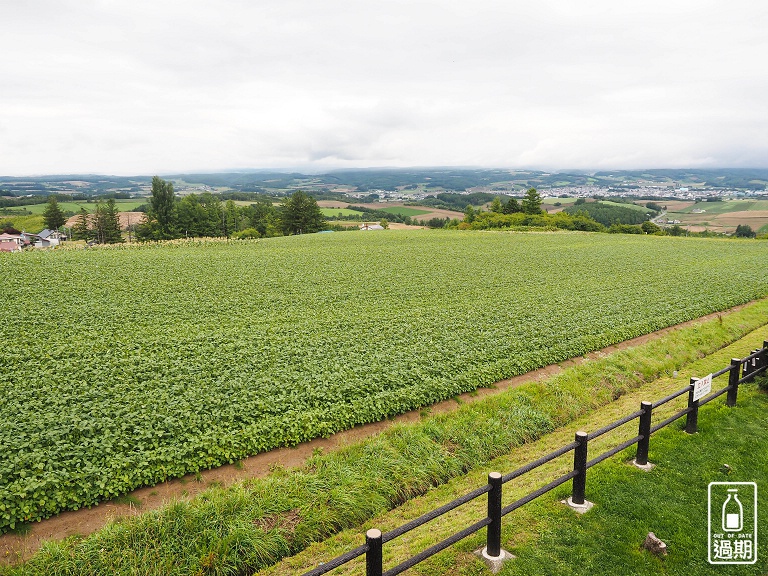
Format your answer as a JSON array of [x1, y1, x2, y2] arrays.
[[301, 342, 768, 576]]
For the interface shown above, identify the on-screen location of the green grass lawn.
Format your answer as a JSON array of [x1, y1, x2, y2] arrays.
[[378, 206, 431, 217], [256, 324, 768, 576], [495, 386, 768, 576], [320, 208, 364, 217]]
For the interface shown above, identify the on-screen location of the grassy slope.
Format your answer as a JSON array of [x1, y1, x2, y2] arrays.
[[263, 324, 768, 576], [599, 200, 651, 212], [5, 300, 768, 575], [17, 200, 146, 215], [497, 386, 768, 576], [1, 200, 143, 233], [0, 215, 44, 233]]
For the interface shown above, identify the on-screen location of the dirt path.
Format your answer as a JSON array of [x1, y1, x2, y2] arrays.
[[0, 306, 745, 564]]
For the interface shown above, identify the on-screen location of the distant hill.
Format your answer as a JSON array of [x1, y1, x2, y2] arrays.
[[2, 168, 767, 198]]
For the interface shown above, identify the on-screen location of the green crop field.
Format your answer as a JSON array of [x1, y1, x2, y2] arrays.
[[320, 208, 364, 217], [675, 199, 768, 216], [378, 206, 430, 217], [16, 200, 146, 215], [599, 200, 652, 212], [0, 214, 44, 232], [2, 231, 768, 532], [541, 197, 576, 204]]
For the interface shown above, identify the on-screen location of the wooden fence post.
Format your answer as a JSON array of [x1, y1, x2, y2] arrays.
[[685, 378, 699, 434], [635, 401, 652, 465], [366, 529, 382, 576], [727, 357, 741, 407], [571, 431, 588, 504], [762, 341, 768, 373], [486, 472, 503, 557]]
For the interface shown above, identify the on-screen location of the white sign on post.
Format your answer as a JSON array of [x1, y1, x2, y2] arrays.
[[693, 373, 713, 402]]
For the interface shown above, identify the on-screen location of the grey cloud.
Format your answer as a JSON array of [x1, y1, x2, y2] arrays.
[[1, 0, 767, 174]]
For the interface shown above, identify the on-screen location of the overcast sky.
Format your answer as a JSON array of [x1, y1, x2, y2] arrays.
[[2, 1, 767, 176]]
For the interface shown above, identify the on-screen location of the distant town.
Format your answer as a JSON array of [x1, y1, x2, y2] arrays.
[[2, 168, 767, 202]]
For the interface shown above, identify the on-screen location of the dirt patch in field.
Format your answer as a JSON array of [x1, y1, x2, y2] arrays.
[[665, 209, 768, 234], [317, 200, 351, 209], [717, 210, 768, 228], [663, 201, 696, 212], [0, 303, 755, 564], [64, 212, 143, 230]]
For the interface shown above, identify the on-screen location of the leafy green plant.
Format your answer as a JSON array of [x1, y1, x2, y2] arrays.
[[2, 231, 768, 532]]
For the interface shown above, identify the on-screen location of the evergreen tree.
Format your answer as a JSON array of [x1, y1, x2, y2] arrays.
[[72, 207, 92, 241], [92, 200, 108, 244], [42, 196, 66, 230], [489, 197, 503, 213], [522, 188, 543, 215], [503, 197, 521, 214], [89, 200, 122, 243], [280, 191, 326, 235], [103, 198, 123, 243]]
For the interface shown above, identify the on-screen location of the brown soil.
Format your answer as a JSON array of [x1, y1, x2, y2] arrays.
[[717, 210, 768, 228], [663, 201, 696, 212], [316, 201, 350, 209], [664, 209, 768, 234], [0, 305, 748, 564], [64, 212, 143, 231]]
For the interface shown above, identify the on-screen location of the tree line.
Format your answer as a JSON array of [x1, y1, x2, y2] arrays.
[[450, 189, 764, 238], [71, 200, 123, 244], [33, 195, 125, 244], [135, 177, 326, 241], [562, 201, 657, 226]]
